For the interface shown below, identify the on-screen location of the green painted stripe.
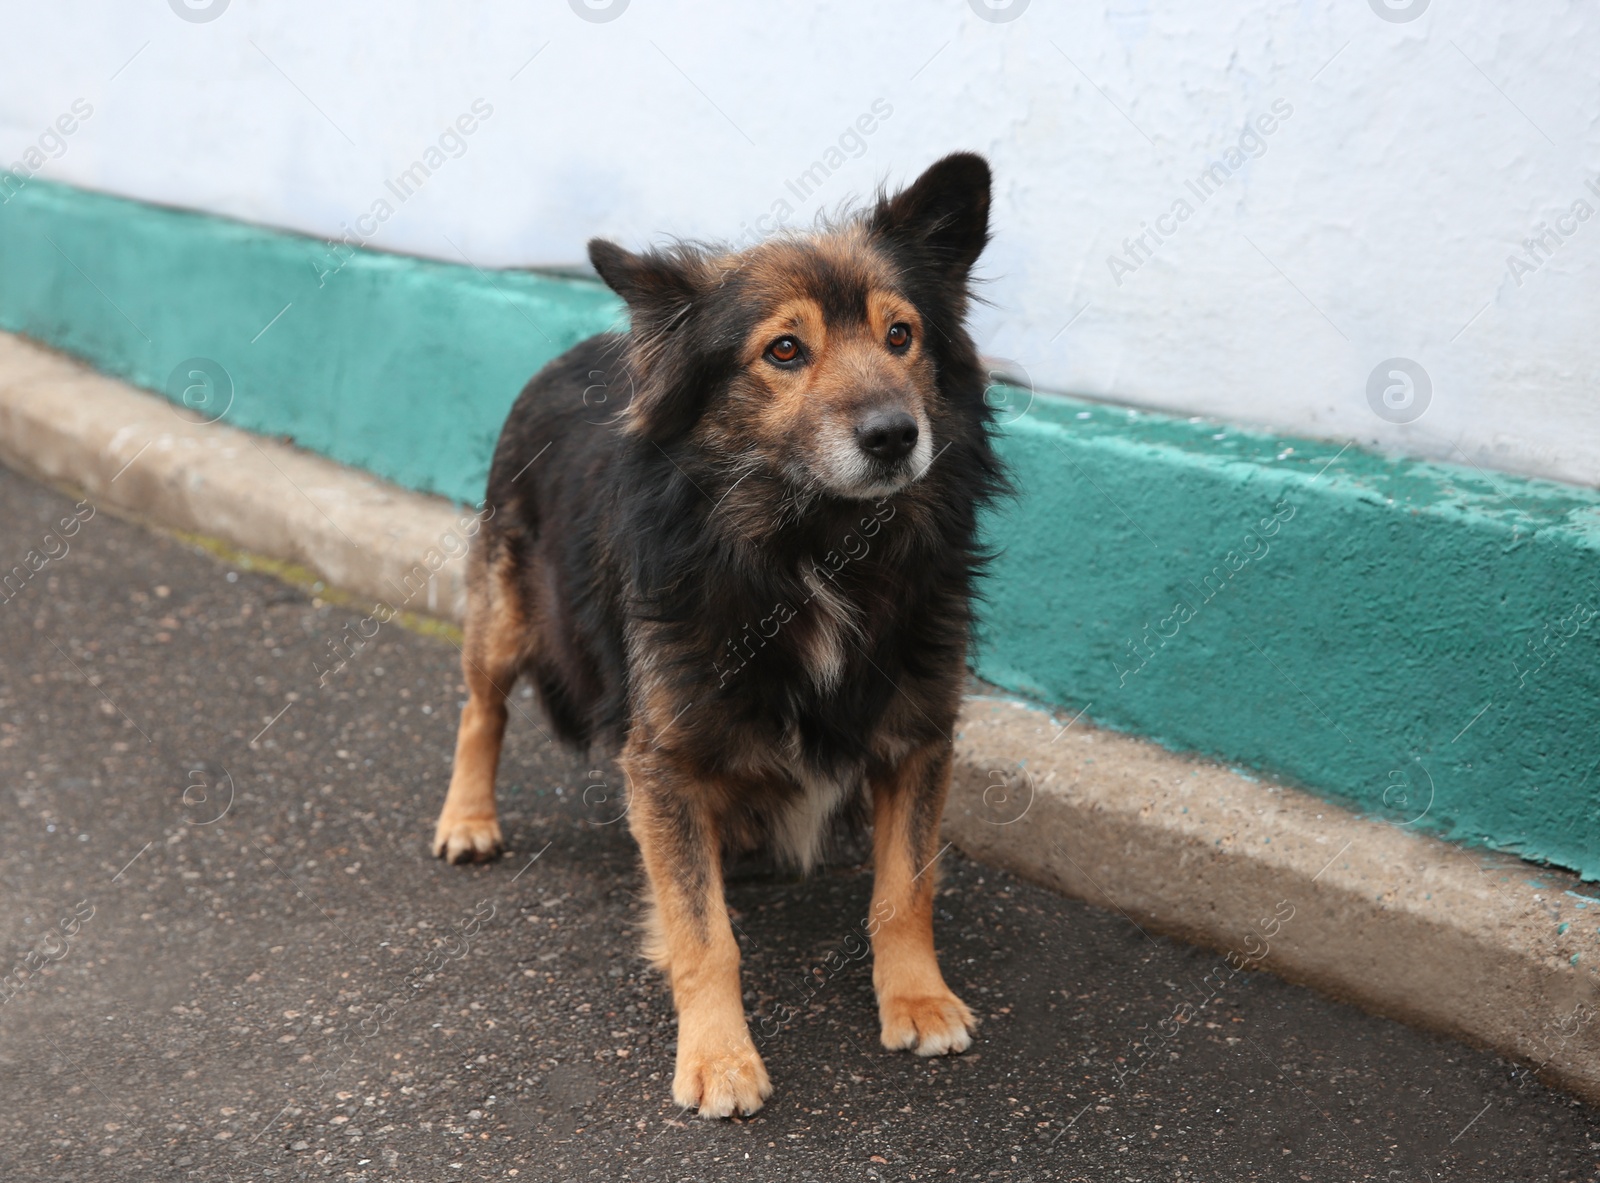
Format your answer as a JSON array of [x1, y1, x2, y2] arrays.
[[6, 179, 1599, 877], [979, 399, 1600, 878], [0, 178, 622, 503]]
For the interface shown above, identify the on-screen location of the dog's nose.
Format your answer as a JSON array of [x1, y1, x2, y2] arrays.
[[855, 410, 919, 463]]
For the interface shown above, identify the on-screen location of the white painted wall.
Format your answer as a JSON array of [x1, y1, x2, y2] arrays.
[[3, 0, 1597, 487]]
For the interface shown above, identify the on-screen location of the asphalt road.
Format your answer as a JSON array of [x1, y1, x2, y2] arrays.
[[1, 461, 1597, 1183]]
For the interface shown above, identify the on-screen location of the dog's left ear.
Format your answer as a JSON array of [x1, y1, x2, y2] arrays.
[[869, 153, 991, 280]]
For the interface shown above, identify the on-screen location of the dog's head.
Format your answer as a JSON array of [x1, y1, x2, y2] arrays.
[[588, 153, 991, 502]]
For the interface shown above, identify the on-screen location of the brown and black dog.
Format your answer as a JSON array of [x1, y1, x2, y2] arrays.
[[431, 153, 1006, 1117]]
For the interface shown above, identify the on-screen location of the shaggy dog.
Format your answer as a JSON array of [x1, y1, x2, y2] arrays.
[[432, 153, 1005, 1117]]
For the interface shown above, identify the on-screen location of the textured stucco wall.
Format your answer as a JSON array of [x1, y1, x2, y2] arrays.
[[1, 1, 1597, 487]]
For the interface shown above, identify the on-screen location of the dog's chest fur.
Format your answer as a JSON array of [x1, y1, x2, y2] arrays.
[[796, 563, 862, 692], [770, 756, 860, 871], [676, 567, 909, 871]]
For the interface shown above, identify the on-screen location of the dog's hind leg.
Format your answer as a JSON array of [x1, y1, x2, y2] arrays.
[[433, 551, 524, 863], [868, 742, 976, 1056], [622, 741, 770, 1118]]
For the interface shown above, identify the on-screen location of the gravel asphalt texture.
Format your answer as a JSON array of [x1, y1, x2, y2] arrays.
[[2, 462, 1598, 1182]]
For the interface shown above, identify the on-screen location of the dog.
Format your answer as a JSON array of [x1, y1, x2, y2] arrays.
[[431, 152, 1006, 1117]]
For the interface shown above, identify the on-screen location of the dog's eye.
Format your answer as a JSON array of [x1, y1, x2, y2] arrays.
[[765, 336, 804, 366], [886, 323, 912, 350]]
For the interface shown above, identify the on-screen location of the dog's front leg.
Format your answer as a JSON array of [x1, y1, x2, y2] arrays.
[[622, 742, 770, 1118], [869, 741, 975, 1056]]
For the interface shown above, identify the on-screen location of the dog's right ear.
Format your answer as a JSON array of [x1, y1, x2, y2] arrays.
[[587, 239, 712, 441]]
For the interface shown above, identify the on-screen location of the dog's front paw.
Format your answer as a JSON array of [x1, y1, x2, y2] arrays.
[[431, 814, 503, 864], [672, 1038, 772, 1119], [879, 990, 976, 1056]]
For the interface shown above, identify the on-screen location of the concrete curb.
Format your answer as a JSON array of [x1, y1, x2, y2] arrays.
[[3, 330, 1597, 1104], [0, 333, 472, 623], [946, 699, 1600, 1104]]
